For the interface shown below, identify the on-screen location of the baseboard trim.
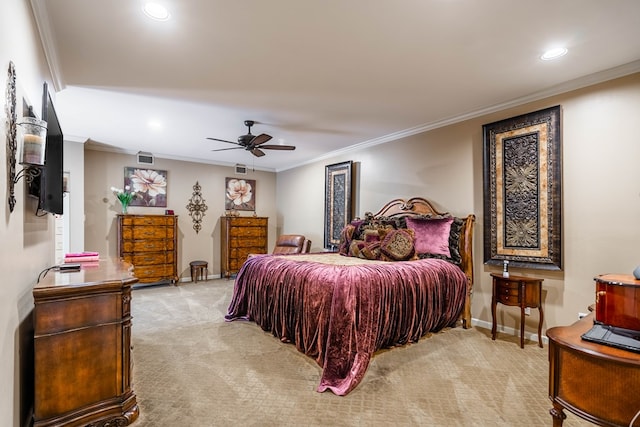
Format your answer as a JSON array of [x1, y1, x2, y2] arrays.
[[472, 318, 549, 345]]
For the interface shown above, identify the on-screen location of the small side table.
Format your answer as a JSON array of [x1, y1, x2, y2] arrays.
[[189, 260, 208, 283], [491, 273, 544, 348]]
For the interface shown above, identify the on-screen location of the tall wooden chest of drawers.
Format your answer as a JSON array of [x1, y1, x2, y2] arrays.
[[220, 216, 268, 278], [118, 214, 178, 284]]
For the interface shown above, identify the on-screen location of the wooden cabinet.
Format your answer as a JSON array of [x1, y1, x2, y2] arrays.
[[491, 273, 544, 348], [548, 312, 640, 426], [118, 214, 177, 284], [220, 216, 268, 278], [33, 259, 139, 426]]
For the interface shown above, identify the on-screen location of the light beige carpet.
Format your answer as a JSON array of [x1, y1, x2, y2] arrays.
[[130, 280, 590, 426]]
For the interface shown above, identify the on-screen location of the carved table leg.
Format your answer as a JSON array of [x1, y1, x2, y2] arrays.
[[550, 404, 566, 427], [491, 282, 497, 340]]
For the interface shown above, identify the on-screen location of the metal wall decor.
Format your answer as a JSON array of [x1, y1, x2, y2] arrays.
[[324, 161, 353, 250], [6, 61, 17, 212], [483, 105, 562, 270], [186, 181, 208, 233]]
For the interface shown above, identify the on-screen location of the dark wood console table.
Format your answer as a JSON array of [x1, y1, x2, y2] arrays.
[[33, 259, 139, 426], [547, 312, 640, 426]]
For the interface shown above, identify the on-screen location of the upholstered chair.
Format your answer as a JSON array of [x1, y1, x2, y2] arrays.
[[272, 234, 307, 254]]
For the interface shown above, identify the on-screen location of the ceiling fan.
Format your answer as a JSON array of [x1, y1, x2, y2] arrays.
[[207, 120, 296, 157]]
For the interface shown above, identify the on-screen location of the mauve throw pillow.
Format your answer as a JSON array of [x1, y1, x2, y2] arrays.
[[405, 216, 453, 258]]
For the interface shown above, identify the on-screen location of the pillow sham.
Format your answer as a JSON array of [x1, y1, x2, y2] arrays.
[[405, 216, 453, 258], [379, 228, 416, 261]]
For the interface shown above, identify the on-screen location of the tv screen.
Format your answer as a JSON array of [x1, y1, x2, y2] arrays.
[[38, 82, 64, 215]]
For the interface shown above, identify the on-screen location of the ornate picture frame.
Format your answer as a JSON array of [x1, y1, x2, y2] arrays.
[[483, 105, 562, 271], [124, 167, 168, 207], [324, 161, 353, 250]]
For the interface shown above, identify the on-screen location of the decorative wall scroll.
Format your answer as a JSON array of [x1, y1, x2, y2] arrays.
[[6, 61, 17, 212], [483, 105, 562, 270], [124, 167, 167, 207], [225, 177, 255, 211], [324, 161, 353, 250], [186, 181, 208, 234]]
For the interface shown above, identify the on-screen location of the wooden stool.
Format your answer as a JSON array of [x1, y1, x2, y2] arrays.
[[189, 260, 208, 283]]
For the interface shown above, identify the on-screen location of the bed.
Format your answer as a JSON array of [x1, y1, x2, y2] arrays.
[[225, 197, 475, 395]]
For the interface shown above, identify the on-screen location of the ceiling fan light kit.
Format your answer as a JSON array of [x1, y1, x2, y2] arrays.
[[207, 120, 296, 158]]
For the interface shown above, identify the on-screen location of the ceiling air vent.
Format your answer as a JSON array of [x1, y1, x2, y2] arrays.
[[137, 151, 154, 165]]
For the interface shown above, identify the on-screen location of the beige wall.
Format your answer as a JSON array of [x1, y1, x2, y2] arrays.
[[1, 0, 57, 425], [277, 72, 640, 333], [3, 0, 640, 422], [84, 150, 277, 279]]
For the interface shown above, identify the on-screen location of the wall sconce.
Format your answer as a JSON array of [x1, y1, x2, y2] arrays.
[[7, 114, 47, 211], [18, 116, 47, 166]]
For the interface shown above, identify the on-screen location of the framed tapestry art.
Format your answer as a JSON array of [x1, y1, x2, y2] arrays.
[[225, 177, 255, 211], [124, 167, 167, 207], [324, 161, 353, 250], [482, 105, 562, 270]]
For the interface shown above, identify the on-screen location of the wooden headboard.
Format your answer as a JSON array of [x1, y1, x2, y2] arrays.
[[369, 197, 476, 328]]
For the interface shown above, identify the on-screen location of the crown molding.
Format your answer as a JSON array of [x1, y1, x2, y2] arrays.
[[30, 0, 65, 92], [278, 60, 640, 172]]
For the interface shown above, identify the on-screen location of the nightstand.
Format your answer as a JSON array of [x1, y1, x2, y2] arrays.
[[491, 273, 544, 348]]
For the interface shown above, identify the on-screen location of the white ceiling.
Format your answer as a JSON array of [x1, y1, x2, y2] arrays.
[[30, 0, 640, 172]]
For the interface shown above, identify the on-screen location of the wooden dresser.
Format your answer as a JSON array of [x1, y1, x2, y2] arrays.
[[220, 216, 268, 278], [118, 214, 178, 284], [33, 259, 139, 426]]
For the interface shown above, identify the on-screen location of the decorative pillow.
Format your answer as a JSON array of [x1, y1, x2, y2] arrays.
[[351, 216, 398, 241], [338, 224, 356, 255], [405, 216, 453, 258], [379, 228, 416, 261], [348, 238, 380, 260]]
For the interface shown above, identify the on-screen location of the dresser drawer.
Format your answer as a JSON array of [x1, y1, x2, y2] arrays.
[[127, 252, 172, 266], [228, 217, 267, 227], [496, 284, 519, 295], [34, 294, 120, 335], [120, 226, 173, 240], [122, 239, 173, 253], [132, 264, 174, 280], [231, 247, 266, 260], [229, 226, 267, 238], [132, 216, 173, 226], [229, 236, 267, 248], [496, 293, 520, 305]]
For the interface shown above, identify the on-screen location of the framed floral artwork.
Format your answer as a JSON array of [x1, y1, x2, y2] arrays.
[[225, 177, 255, 211], [124, 167, 168, 207], [482, 105, 562, 271]]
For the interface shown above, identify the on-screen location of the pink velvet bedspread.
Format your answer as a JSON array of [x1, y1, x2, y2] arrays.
[[225, 253, 467, 395]]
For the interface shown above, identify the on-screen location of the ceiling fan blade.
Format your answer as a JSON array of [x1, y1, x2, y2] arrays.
[[259, 144, 296, 151], [251, 148, 266, 157], [250, 133, 272, 146], [207, 137, 239, 145], [212, 147, 243, 152]]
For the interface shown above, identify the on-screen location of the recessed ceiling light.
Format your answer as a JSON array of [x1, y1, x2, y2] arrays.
[[541, 47, 568, 61], [147, 119, 163, 131], [143, 2, 170, 21]]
